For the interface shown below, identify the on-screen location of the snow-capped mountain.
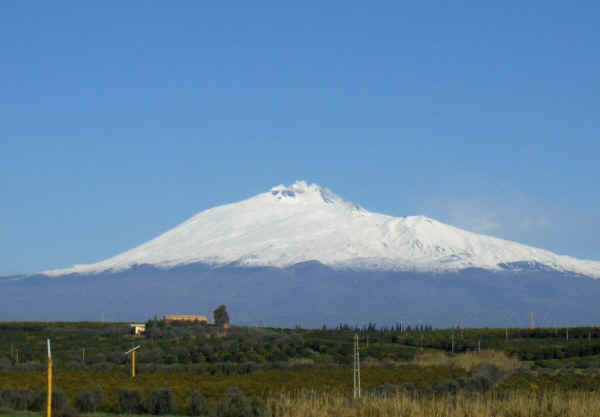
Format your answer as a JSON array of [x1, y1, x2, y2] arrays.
[[43, 181, 600, 278]]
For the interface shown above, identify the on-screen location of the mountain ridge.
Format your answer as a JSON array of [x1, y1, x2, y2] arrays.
[[42, 181, 600, 278]]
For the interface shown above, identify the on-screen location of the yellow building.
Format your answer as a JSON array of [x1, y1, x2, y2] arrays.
[[163, 314, 208, 323]]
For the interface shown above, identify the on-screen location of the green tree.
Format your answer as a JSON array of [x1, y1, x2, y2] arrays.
[[214, 305, 230, 327]]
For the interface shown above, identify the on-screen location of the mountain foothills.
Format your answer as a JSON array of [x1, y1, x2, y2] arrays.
[[3, 181, 600, 326]]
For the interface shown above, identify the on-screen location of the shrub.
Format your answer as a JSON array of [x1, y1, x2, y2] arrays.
[[32, 390, 73, 417], [65, 361, 86, 371], [48, 391, 68, 413], [87, 353, 106, 364], [217, 387, 268, 417], [15, 388, 36, 410], [470, 363, 507, 382], [0, 358, 12, 371], [4, 388, 39, 411], [55, 405, 80, 417], [14, 361, 44, 372], [75, 391, 93, 413], [189, 391, 214, 417], [74, 388, 103, 413], [371, 382, 416, 397], [0, 389, 17, 409], [91, 362, 113, 371], [75, 388, 104, 413], [146, 388, 176, 415], [90, 387, 105, 412], [117, 389, 142, 414]]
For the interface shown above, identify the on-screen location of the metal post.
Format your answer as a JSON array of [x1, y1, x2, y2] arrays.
[[353, 334, 361, 399], [353, 335, 356, 399], [356, 334, 360, 399]]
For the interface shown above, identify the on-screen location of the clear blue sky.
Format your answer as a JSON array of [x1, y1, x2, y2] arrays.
[[2, 2, 599, 275]]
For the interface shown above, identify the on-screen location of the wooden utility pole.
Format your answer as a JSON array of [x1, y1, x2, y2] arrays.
[[47, 339, 52, 417], [124, 346, 140, 378]]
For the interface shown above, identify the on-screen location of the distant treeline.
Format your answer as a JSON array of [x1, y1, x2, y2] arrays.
[[2, 321, 600, 369]]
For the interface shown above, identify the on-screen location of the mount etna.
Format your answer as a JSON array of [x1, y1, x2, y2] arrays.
[[2, 181, 599, 327]]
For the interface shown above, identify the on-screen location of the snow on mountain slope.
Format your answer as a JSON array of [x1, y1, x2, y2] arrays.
[[43, 181, 600, 278]]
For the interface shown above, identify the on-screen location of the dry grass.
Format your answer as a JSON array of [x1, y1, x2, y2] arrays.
[[412, 350, 519, 372], [271, 390, 600, 417]]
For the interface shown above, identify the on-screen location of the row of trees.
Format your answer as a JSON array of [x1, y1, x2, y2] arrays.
[[0, 386, 267, 417]]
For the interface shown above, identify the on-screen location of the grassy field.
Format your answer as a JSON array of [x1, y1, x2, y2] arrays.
[[5, 391, 600, 417], [271, 391, 600, 417]]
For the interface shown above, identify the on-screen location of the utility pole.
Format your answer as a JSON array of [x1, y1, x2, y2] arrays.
[[47, 339, 52, 417], [353, 334, 361, 399], [124, 346, 141, 378], [451, 332, 455, 353], [478, 338, 481, 353], [530, 312, 535, 330], [82, 348, 86, 363], [566, 327, 569, 341]]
